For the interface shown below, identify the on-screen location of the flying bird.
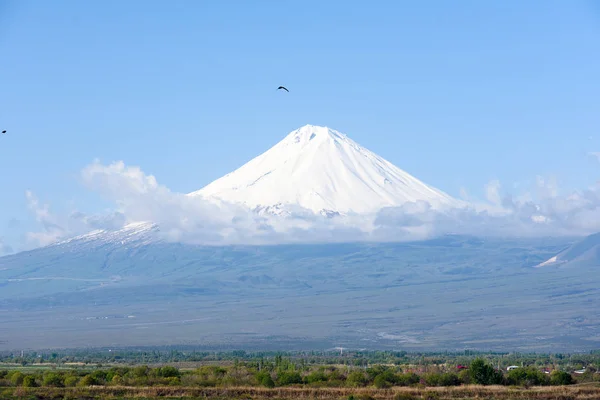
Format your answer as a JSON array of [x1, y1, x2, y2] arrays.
[[277, 86, 289, 92], [1, 130, 5, 134]]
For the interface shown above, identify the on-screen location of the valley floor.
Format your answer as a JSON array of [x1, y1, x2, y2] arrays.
[[3, 384, 600, 400]]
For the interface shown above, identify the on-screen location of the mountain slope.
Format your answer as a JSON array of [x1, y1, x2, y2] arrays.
[[536, 232, 600, 267], [189, 125, 462, 214], [3, 231, 593, 352]]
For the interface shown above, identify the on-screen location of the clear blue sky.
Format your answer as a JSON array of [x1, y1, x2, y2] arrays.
[[1, 0, 600, 247]]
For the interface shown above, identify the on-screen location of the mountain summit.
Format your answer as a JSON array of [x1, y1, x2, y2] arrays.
[[190, 125, 461, 214]]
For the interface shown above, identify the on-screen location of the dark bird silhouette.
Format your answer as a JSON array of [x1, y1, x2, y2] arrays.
[[1, 130, 5, 134], [277, 86, 289, 92]]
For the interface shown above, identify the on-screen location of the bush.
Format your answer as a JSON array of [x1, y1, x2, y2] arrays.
[[165, 376, 181, 386], [439, 373, 460, 386], [132, 366, 150, 378], [458, 369, 470, 384], [255, 371, 275, 388], [506, 367, 549, 387], [277, 371, 302, 386], [42, 372, 64, 387], [550, 370, 574, 385], [373, 374, 392, 388], [397, 373, 420, 386], [346, 370, 368, 387], [9, 371, 24, 386], [78, 374, 98, 387], [22, 375, 37, 387], [157, 366, 181, 378], [63, 376, 79, 387], [423, 372, 460, 387], [370, 368, 401, 388], [305, 369, 328, 384]]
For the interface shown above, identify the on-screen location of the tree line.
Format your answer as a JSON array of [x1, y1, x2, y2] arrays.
[[1, 357, 598, 389]]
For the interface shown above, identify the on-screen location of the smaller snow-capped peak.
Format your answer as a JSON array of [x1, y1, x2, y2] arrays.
[[52, 221, 159, 248], [190, 124, 463, 214]]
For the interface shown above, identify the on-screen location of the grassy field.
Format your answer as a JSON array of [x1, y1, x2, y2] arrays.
[[1, 353, 598, 399], [3, 384, 600, 400]]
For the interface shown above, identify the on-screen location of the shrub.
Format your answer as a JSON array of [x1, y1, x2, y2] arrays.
[[457, 369, 470, 384], [9, 371, 24, 386], [397, 373, 420, 386], [78, 374, 98, 387], [277, 371, 302, 386], [165, 376, 181, 386], [255, 371, 275, 388], [346, 370, 368, 387], [42, 372, 64, 387], [550, 370, 574, 385], [373, 374, 392, 388], [132, 366, 150, 378], [157, 366, 181, 378], [22, 375, 37, 387], [423, 372, 459, 387], [305, 369, 328, 384], [63, 375, 79, 387], [506, 367, 549, 386]]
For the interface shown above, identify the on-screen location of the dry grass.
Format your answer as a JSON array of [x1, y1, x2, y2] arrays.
[[3, 384, 600, 400]]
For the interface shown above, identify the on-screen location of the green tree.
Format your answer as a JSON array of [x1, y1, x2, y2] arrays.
[[469, 358, 503, 385]]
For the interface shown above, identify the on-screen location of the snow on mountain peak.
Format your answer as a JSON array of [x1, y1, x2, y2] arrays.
[[189, 125, 462, 214]]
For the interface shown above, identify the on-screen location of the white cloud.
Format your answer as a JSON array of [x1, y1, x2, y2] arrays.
[[18, 159, 600, 251], [484, 179, 502, 205], [25, 190, 69, 247], [77, 160, 370, 245]]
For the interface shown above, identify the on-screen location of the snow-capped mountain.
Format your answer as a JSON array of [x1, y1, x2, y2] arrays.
[[189, 125, 462, 215]]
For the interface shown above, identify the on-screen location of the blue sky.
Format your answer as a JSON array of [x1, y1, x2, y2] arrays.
[[1, 0, 600, 251]]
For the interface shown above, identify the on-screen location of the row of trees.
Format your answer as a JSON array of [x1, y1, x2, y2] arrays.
[[2, 349, 599, 373], [0, 358, 591, 389]]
